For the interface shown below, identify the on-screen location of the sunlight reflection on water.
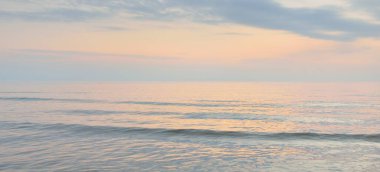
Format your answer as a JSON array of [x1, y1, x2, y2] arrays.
[[0, 82, 379, 171]]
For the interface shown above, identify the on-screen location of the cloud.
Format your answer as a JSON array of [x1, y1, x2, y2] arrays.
[[95, 26, 132, 32], [3, 49, 178, 61], [159, 0, 380, 40], [216, 32, 252, 36], [0, 7, 111, 22], [350, 0, 380, 19], [0, 0, 380, 40], [0, 48, 180, 81]]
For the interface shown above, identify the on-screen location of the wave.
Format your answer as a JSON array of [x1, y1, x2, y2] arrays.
[[197, 100, 244, 103], [0, 97, 104, 103], [57, 110, 180, 116], [116, 101, 234, 107], [183, 112, 282, 120], [0, 97, 234, 107], [300, 101, 378, 108], [183, 112, 367, 124], [54, 110, 364, 125], [1, 97, 377, 110], [3, 121, 379, 143], [58, 110, 127, 115], [0, 91, 45, 94]]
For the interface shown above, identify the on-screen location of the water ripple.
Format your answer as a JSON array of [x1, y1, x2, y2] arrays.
[[3, 122, 380, 143]]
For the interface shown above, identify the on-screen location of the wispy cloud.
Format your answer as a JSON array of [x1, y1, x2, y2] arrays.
[[350, 0, 380, 19], [163, 0, 380, 40], [216, 32, 252, 36], [95, 26, 132, 32], [0, 8, 111, 22], [1, 0, 379, 40], [5, 49, 178, 61]]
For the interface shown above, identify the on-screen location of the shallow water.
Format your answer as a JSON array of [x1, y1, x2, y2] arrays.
[[1, 82, 379, 171]]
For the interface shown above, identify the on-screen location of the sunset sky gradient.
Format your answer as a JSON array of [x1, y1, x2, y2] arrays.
[[0, 0, 379, 81]]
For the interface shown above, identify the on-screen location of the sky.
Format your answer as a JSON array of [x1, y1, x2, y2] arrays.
[[0, 0, 379, 81]]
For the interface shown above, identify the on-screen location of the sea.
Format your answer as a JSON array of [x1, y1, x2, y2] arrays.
[[0, 82, 379, 171]]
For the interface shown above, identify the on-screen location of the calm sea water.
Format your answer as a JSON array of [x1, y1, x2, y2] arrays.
[[0, 82, 379, 171]]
